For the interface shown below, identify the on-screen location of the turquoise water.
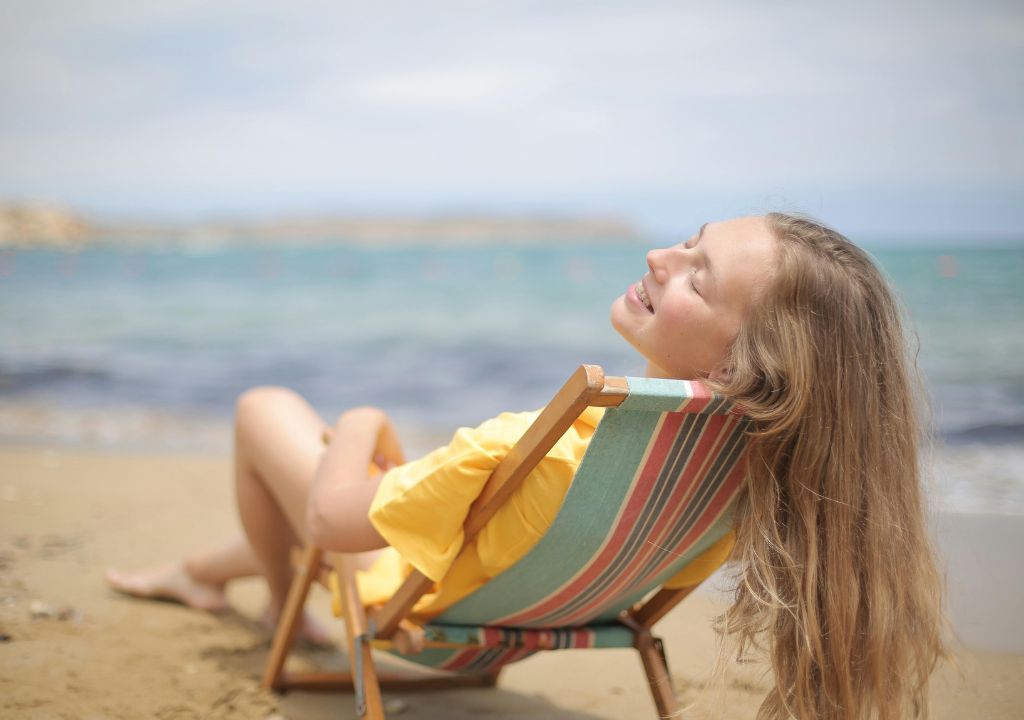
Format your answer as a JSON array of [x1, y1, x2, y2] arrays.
[[2, 241, 1024, 512], [1, 243, 645, 431]]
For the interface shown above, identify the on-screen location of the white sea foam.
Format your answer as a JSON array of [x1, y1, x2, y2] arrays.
[[2, 399, 1021, 517]]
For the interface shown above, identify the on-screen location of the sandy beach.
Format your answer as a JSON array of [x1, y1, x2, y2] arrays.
[[2, 444, 1022, 719]]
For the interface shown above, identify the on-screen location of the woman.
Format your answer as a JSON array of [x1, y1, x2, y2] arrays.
[[107, 214, 945, 719]]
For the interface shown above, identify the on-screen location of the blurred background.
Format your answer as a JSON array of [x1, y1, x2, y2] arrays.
[[1, 1, 1022, 512]]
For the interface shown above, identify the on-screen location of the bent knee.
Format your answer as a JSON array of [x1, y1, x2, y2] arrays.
[[329, 405, 385, 430], [235, 386, 306, 426]]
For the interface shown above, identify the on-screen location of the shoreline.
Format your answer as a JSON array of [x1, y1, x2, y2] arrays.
[[3, 396, 1023, 516]]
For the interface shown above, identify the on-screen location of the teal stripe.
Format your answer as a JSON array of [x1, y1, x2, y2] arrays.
[[617, 376, 695, 412], [435, 376, 745, 626], [534, 413, 746, 626], [525, 412, 701, 625], [627, 418, 748, 584], [588, 510, 736, 622], [619, 376, 733, 414], [614, 426, 753, 618], [383, 374, 748, 672], [436, 404, 663, 624]]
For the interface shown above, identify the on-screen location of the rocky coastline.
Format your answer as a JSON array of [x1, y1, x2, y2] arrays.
[[0, 201, 638, 248]]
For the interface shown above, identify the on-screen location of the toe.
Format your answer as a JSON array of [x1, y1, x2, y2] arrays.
[[105, 569, 148, 597]]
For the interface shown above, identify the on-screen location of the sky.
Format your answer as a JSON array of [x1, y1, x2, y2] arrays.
[[1, 0, 1022, 239]]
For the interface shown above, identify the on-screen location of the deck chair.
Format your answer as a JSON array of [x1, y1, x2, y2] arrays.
[[262, 364, 751, 718]]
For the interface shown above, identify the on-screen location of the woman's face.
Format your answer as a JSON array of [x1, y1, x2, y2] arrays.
[[610, 216, 777, 380]]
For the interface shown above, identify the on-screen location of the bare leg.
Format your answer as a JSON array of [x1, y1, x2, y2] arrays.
[[231, 386, 325, 613], [105, 380, 320, 613], [107, 385, 320, 604], [184, 535, 261, 585], [105, 536, 258, 611], [107, 386, 387, 643]]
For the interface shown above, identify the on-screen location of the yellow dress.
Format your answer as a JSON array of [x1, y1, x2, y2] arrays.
[[359, 406, 734, 618]]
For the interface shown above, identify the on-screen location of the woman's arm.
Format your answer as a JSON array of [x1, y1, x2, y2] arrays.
[[305, 406, 404, 552]]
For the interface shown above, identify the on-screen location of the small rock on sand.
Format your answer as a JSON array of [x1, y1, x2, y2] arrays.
[[28, 599, 80, 621], [384, 698, 408, 714]]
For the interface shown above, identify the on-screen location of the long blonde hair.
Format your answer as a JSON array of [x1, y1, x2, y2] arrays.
[[713, 214, 946, 719]]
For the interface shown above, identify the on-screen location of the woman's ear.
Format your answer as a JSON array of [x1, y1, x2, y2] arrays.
[[709, 363, 733, 382]]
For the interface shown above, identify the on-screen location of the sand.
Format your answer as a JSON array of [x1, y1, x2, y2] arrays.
[[2, 445, 1022, 719]]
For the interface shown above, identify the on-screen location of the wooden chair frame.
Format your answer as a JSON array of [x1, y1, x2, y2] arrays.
[[262, 365, 703, 718]]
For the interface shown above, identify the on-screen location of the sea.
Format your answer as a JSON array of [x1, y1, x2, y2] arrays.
[[1, 238, 1022, 514]]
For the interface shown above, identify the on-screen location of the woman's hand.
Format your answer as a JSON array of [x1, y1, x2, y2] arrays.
[[370, 411, 405, 472], [322, 408, 405, 471]]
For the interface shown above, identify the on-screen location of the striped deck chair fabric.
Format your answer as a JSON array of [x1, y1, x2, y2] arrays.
[[388, 375, 750, 675], [263, 366, 751, 719]]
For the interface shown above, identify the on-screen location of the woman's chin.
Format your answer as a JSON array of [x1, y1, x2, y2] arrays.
[[608, 301, 622, 331]]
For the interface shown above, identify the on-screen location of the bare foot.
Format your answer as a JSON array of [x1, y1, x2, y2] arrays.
[[104, 562, 229, 612], [262, 606, 333, 646]]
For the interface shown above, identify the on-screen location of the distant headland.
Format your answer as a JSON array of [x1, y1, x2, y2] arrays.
[[0, 201, 639, 248]]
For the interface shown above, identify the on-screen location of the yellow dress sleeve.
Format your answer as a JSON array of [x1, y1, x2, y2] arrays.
[[367, 413, 526, 582], [662, 531, 735, 589]]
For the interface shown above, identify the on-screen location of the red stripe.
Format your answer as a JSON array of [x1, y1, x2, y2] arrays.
[[473, 626, 598, 650], [550, 416, 732, 624], [601, 423, 747, 605], [612, 450, 747, 604], [548, 417, 724, 626], [630, 416, 736, 567], [502, 648, 532, 667], [636, 415, 729, 548], [480, 647, 528, 672], [495, 413, 685, 625], [498, 413, 701, 626], [574, 627, 590, 648], [523, 630, 538, 650], [437, 648, 486, 672], [432, 643, 537, 674], [482, 626, 501, 647], [653, 456, 746, 569], [679, 381, 713, 413], [547, 417, 740, 626]]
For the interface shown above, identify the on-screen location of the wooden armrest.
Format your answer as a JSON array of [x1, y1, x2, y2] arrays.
[[373, 364, 627, 638]]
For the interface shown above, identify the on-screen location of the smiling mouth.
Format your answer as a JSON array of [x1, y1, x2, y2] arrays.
[[635, 281, 654, 313]]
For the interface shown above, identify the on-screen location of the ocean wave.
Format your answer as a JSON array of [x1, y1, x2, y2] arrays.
[[0, 363, 110, 393], [943, 422, 1024, 446], [1, 399, 1020, 515]]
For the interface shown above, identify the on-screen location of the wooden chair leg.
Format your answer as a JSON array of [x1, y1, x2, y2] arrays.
[[337, 553, 384, 719], [261, 544, 323, 690], [636, 630, 679, 718]]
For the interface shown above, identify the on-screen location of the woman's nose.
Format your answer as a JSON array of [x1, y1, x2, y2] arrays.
[[647, 245, 687, 279]]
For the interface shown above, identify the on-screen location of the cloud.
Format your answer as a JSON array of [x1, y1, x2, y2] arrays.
[[0, 0, 1021, 234], [346, 66, 550, 109]]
